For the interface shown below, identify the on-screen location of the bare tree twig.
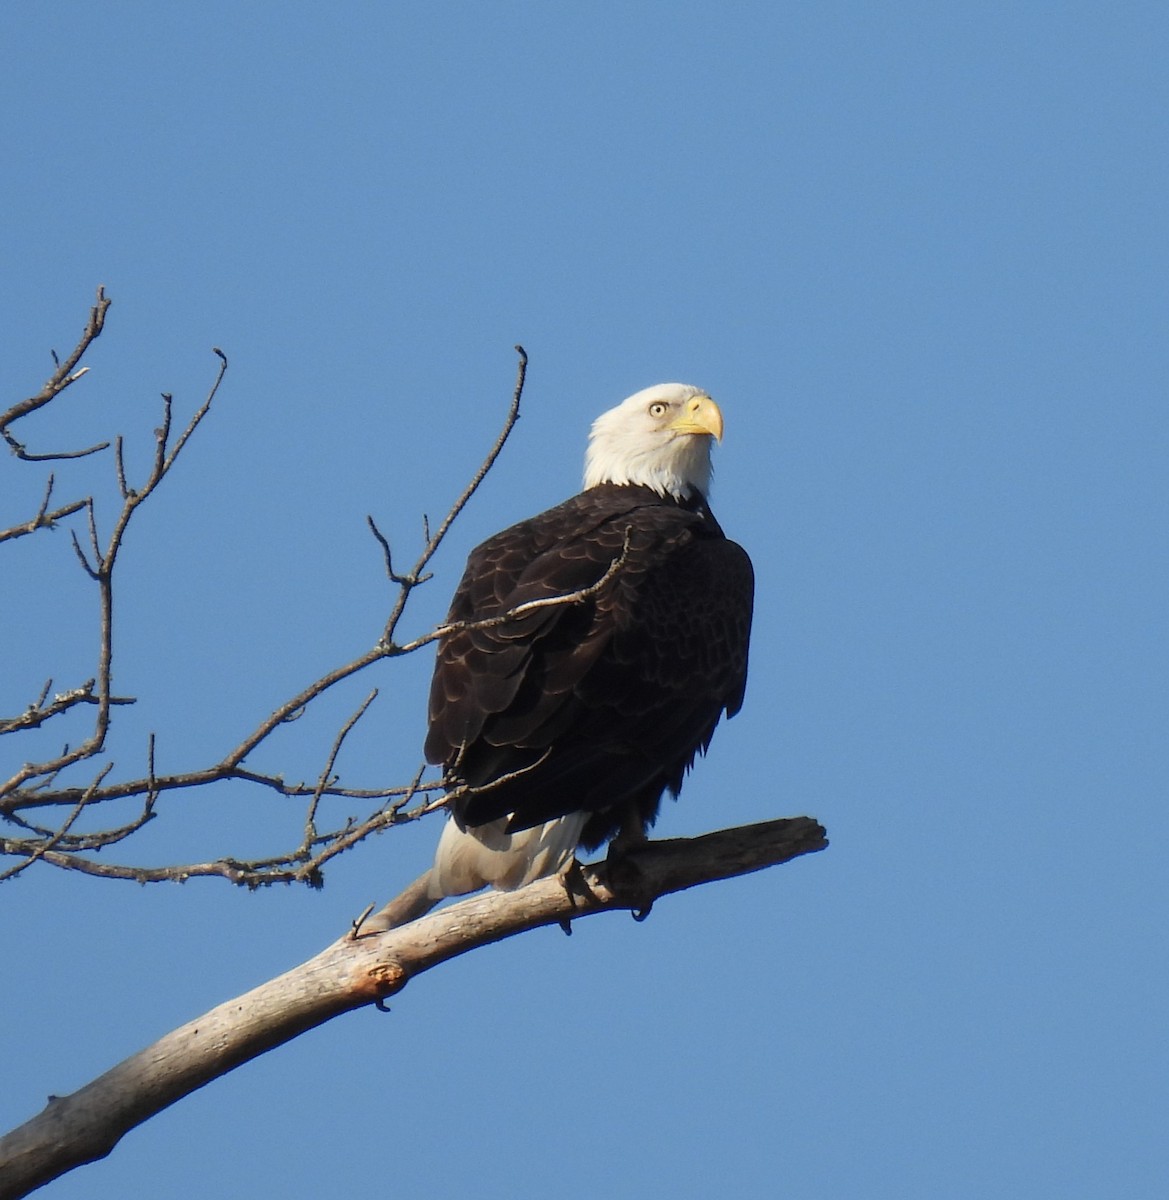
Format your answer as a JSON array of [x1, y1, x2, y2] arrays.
[[2, 761, 444, 812], [376, 345, 528, 651], [2, 351, 229, 808], [299, 688, 379, 874], [0, 682, 135, 737], [0, 764, 114, 883], [0, 287, 112, 461], [0, 474, 90, 545], [3, 440, 110, 464], [394, 524, 634, 655]]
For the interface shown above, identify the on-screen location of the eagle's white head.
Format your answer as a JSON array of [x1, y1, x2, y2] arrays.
[[583, 383, 723, 501]]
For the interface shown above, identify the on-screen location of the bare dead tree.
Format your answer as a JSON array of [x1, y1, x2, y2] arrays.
[[1, 289, 541, 887]]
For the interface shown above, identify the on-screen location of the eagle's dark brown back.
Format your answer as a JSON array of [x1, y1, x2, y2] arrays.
[[425, 482, 753, 849]]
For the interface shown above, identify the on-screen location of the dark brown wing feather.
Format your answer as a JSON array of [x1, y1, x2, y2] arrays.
[[425, 483, 753, 849]]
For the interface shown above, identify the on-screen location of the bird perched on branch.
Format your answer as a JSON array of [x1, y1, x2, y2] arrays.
[[425, 382, 753, 898], [362, 383, 753, 931]]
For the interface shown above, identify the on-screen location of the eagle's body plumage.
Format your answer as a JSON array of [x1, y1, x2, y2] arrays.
[[423, 384, 753, 901]]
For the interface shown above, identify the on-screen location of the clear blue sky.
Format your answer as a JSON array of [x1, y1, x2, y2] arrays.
[[3, 4, 1167, 1197]]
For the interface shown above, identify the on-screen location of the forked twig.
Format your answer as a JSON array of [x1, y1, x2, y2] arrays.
[[0, 286, 112, 461]]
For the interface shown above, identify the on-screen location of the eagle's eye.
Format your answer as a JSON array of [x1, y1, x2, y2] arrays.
[[648, 401, 668, 418]]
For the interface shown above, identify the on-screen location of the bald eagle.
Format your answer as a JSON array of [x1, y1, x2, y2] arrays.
[[419, 383, 754, 903]]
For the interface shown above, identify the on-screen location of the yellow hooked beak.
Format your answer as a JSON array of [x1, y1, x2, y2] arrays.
[[668, 394, 723, 441]]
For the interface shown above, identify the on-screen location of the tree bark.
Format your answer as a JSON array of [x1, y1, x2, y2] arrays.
[[0, 816, 826, 1199]]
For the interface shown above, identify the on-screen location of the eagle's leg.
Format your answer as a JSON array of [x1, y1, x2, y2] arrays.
[[605, 803, 654, 921], [560, 856, 594, 903], [556, 857, 589, 935]]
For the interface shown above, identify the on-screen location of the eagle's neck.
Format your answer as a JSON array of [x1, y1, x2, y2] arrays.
[[583, 437, 713, 501]]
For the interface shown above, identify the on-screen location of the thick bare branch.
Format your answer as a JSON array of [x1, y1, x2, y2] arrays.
[[0, 816, 827, 1200]]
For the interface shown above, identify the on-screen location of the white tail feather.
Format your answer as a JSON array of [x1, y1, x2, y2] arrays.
[[428, 813, 587, 899]]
